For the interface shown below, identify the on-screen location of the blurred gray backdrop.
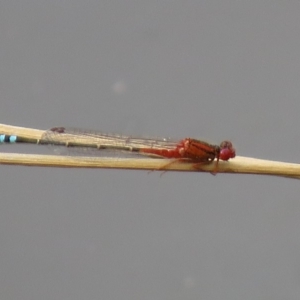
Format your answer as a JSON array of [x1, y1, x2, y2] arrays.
[[1, 1, 300, 299]]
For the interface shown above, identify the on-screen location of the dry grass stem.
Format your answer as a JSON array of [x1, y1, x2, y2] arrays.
[[0, 123, 299, 179]]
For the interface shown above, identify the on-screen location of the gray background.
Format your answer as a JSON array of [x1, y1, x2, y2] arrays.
[[1, 1, 300, 299]]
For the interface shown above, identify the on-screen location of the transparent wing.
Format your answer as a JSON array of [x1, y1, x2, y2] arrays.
[[41, 127, 180, 157]]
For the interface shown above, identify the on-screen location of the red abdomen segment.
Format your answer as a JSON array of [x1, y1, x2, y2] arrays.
[[141, 138, 221, 162]]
